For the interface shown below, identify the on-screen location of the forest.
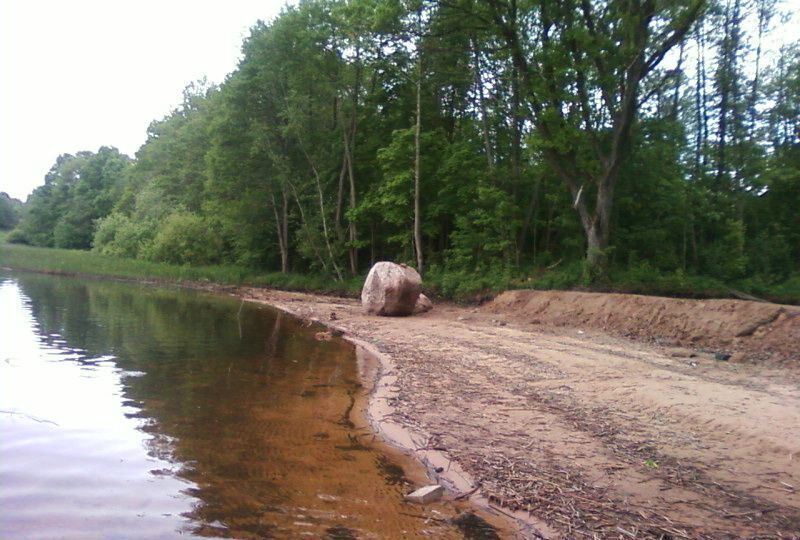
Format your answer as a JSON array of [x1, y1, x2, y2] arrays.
[[6, 0, 800, 300]]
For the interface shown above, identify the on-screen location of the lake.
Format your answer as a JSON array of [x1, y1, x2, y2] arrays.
[[0, 271, 502, 539]]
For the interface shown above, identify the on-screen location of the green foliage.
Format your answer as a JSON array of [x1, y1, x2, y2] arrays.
[[13, 148, 132, 249], [0, 193, 21, 230], [146, 212, 224, 266], [448, 185, 517, 272], [7, 0, 798, 302], [5, 228, 28, 244], [701, 219, 749, 281], [524, 262, 585, 291], [760, 274, 800, 305], [93, 213, 156, 259], [425, 265, 513, 302]]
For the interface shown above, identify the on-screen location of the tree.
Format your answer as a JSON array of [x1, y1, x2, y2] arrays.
[[480, 0, 706, 279], [12, 148, 131, 248], [0, 192, 21, 230]]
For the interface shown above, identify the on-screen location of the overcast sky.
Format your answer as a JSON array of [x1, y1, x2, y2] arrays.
[[0, 0, 286, 201], [1, 1, 797, 202]]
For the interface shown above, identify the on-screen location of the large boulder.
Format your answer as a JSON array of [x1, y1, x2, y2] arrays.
[[361, 262, 422, 316]]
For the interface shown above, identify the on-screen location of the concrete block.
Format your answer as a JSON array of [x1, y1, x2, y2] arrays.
[[405, 484, 444, 504]]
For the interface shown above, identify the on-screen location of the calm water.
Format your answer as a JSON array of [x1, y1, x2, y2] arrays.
[[0, 272, 501, 539]]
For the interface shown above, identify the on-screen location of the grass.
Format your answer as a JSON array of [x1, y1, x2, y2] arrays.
[[0, 240, 362, 296], [427, 259, 799, 305], [3, 235, 797, 304]]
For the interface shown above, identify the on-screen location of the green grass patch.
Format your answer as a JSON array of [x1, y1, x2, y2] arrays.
[[0, 242, 360, 296]]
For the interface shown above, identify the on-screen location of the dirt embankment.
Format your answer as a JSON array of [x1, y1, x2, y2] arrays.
[[229, 285, 800, 539], [487, 290, 800, 366]]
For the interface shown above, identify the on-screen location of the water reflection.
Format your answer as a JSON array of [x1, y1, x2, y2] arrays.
[[1, 272, 491, 539]]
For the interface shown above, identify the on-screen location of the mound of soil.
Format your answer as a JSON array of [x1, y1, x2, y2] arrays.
[[484, 290, 800, 365]]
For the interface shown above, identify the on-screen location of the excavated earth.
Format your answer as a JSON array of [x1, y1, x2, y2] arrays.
[[222, 285, 800, 539]]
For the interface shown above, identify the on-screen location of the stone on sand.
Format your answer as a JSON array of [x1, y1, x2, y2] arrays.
[[361, 262, 422, 316]]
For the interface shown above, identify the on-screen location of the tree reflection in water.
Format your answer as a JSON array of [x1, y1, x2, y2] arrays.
[[4, 272, 482, 538]]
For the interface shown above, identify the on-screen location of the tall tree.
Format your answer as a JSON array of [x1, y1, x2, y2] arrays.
[[480, 0, 705, 278], [13, 148, 131, 248]]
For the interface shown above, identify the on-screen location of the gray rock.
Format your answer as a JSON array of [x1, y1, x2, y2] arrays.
[[413, 293, 433, 314], [405, 484, 444, 504], [361, 262, 422, 316]]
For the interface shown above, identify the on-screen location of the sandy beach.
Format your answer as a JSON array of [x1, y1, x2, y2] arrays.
[[222, 285, 800, 539]]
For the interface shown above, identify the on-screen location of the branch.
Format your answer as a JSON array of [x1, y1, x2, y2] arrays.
[[644, 0, 707, 76], [565, 13, 605, 165], [579, 0, 616, 112]]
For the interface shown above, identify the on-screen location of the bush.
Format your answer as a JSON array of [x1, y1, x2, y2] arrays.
[[145, 211, 223, 266], [425, 265, 512, 301], [53, 207, 94, 249], [770, 274, 800, 304], [701, 218, 749, 281], [610, 265, 728, 297], [4, 228, 28, 244], [93, 213, 156, 259], [525, 261, 584, 290]]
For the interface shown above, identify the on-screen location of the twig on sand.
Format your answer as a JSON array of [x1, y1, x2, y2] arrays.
[[454, 486, 480, 500], [0, 409, 59, 426], [398, 511, 448, 523]]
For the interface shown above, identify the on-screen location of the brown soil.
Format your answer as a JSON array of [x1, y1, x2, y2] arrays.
[[225, 285, 800, 539], [487, 290, 800, 366]]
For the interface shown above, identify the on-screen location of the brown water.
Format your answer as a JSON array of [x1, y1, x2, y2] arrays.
[[0, 272, 505, 539]]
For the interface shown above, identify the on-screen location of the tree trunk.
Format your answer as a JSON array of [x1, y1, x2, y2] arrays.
[[345, 45, 362, 277], [693, 24, 705, 178], [584, 181, 614, 277], [471, 37, 494, 172], [334, 148, 347, 241], [281, 188, 289, 273], [287, 180, 328, 274], [671, 40, 685, 120], [344, 129, 358, 276], [510, 66, 522, 196], [517, 177, 540, 256], [270, 188, 289, 273], [413, 38, 424, 275], [715, 0, 734, 188], [299, 142, 343, 281]]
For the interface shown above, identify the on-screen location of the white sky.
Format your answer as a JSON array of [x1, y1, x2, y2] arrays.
[[0, 0, 286, 201]]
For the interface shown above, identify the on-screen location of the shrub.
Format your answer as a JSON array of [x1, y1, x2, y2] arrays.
[[146, 211, 223, 266], [425, 265, 512, 302], [5, 228, 29, 244], [93, 213, 156, 259], [526, 261, 584, 290]]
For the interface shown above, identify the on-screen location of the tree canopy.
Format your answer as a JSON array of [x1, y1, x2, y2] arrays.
[[9, 0, 800, 298]]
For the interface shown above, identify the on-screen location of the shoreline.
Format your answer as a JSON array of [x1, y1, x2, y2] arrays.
[[352, 339, 556, 538], [5, 266, 800, 538], [231, 285, 800, 539], [241, 289, 549, 537]]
